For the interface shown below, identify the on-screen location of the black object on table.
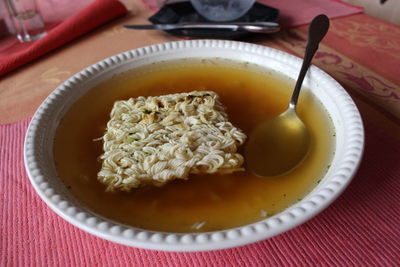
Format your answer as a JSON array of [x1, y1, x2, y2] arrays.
[[148, 1, 280, 38]]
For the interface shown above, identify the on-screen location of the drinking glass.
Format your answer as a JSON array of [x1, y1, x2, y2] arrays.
[[4, 0, 46, 42], [190, 0, 256, 22]]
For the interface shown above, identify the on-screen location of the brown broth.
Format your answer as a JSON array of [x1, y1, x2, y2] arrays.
[[54, 58, 334, 233]]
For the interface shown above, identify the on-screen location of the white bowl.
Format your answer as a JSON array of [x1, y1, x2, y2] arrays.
[[24, 40, 364, 251]]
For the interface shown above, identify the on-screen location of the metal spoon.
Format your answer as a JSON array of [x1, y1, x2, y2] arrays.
[[244, 14, 330, 177], [190, 0, 256, 22]]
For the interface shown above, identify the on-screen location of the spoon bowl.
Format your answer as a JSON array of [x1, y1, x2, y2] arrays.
[[244, 14, 330, 177], [245, 108, 311, 176]]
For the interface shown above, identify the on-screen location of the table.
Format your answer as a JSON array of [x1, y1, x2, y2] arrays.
[[1, 0, 399, 265]]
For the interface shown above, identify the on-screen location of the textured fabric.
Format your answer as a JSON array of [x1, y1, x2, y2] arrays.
[[1, 115, 399, 265], [0, 0, 127, 76], [262, 0, 363, 27]]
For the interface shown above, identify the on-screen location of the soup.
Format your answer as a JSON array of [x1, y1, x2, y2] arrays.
[[54, 58, 335, 233]]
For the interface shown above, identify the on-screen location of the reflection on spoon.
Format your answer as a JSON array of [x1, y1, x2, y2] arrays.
[[244, 14, 330, 177]]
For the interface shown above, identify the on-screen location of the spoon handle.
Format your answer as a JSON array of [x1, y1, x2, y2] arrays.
[[290, 14, 330, 108]]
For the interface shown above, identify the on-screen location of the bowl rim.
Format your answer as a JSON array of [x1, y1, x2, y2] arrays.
[[24, 39, 364, 252]]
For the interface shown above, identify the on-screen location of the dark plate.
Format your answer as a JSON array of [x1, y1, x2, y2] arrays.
[[148, 1, 279, 38]]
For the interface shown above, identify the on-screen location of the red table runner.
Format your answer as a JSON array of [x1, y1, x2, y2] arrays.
[[0, 0, 127, 76]]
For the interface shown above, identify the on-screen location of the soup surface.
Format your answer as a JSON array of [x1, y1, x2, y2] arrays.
[[54, 58, 334, 233]]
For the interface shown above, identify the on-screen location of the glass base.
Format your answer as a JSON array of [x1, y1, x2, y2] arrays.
[[17, 31, 46, 42]]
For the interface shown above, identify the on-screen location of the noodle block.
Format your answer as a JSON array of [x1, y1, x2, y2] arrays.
[[97, 91, 247, 191]]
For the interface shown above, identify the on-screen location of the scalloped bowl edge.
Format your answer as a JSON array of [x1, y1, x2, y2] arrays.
[[24, 40, 364, 252]]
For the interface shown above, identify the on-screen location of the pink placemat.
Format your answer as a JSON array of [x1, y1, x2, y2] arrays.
[[142, 0, 363, 28], [1, 116, 399, 265]]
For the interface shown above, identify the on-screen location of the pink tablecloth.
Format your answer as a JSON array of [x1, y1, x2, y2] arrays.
[[1, 113, 399, 265]]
